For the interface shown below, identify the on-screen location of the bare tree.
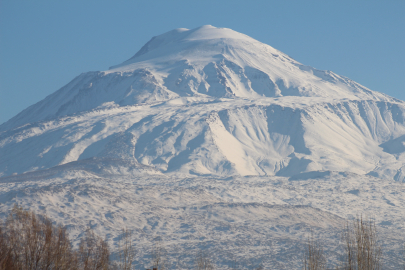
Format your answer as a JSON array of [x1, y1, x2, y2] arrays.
[[117, 228, 135, 270], [195, 249, 214, 270], [151, 238, 167, 270], [3, 204, 77, 270], [342, 216, 382, 270], [0, 204, 78, 270], [78, 227, 110, 270], [0, 225, 14, 270], [227, 254, 238, 270], [397, 243, 405, 270], [303, 233, 326, 270], [403, 244, 405, 270], [0, 205, 114, 270]]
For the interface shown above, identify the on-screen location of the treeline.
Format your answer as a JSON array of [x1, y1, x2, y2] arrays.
[[0, 205, 399, 269]]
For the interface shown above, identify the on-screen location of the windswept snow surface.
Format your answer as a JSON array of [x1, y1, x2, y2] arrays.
[[1, 25, 405, 268]]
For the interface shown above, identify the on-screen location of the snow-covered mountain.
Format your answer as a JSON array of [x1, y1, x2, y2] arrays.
[[1, 25, 405, 180], [1, 25, 405, 268]]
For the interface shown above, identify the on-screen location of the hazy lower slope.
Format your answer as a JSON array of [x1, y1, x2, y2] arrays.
[[0, 171, 404, 269]]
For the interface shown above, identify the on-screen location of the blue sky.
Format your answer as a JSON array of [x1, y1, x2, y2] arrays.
[[1, 0, 404, 125]]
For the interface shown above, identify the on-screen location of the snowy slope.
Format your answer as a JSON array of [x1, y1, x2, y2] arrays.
[[1, 25, 405, 268], [1, 96, 405, 180], [1, 26, 405, 180], [1, 170, 404, 269]]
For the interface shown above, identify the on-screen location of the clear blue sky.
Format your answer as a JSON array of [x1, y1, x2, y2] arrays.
[[1, 0, 404, 125]]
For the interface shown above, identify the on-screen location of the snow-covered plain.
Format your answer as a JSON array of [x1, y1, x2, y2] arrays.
[[1, 25, 405, 268]]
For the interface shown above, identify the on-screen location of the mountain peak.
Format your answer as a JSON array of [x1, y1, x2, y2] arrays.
[[1, 25, 397, 133], [111, 25, 263, 69], [173, 25, 253, 41], [132, 25, 255, 58]]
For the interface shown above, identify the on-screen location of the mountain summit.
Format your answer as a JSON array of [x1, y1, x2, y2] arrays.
[[1, 25, 405, 180], [111, 24, 392, 101], [2, 26, 394, 131]]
